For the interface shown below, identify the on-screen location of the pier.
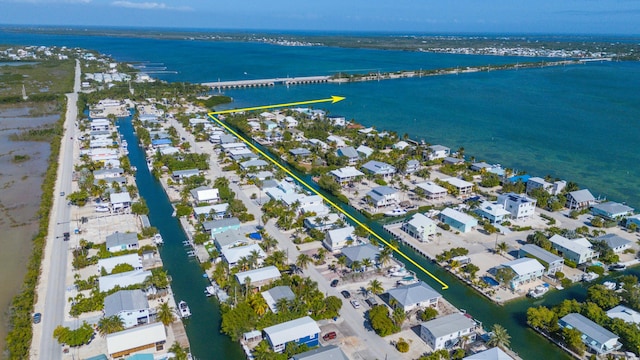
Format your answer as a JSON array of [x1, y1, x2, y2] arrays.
[[202, 75, 330, 90]]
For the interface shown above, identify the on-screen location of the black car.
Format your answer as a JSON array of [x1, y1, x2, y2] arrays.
[[330, 279, 339, 287], [33, 313, 41, 324], [340, 290, 351, 298]]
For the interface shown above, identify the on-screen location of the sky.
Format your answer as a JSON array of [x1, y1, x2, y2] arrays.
[[0, 0, 639, 35]]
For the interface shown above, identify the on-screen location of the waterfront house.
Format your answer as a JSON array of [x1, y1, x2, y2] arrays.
[[326, 135, 346, 148], [151, 138, 172, 149], [606, 305, 640, 325], [404, 159, 421, 174], [393, 140, 410, 150], [261, 286, 295, 313], [106, 232, 139, 253], [235, 266, 281, 289], [475, 201, 511, 224], [415, 181, 448, 200], [94, 168, 125, 180], [402, 213, 437, 242], [214, 229, 249, 251], [292, 345, 349, 360], [219, 134, 237, 144], [202, 217, 241, 235], [361, 160, 396, 177], [106, 322, 166, 358], [387, 281, 442, 312], [470, 162, 493, 172], [526, 177, 566, 195], [549, 234, 598, 265], [240, 159, 268, 171], [340, 244, 380, 268], [443, 157, 464, 166], [284, 116, 298, 128], [303, 213, 340, 232], [566, 189, 596, 210], [356, 145, 374, 159], [110, 192, 132, 212], [171, 169, 200, 182], [221, 244, 266, 267], [519, 244, 564, 275], [496, 258, 545, 290], [193, 203, 228, 220], [424, 145, 450, 161], [98, 253, 142, 274], [94, 176, 127, 188], [558, 313, 622, 355], [366, 186, 398, 209], [159, 146, 180, 156], [103, 289, 151, 328], [330, 166, 365, 185], [593, 233, 632, 253], [442, 178, 474, 196], [264, 120, 278, 131], [591, 201, 634, 220], [420, 313, 477, 351], [463, 347, 515, 360], [327, 115, 346, 127], [308, 138, 329, 150], [336, 146, 359, 165], [439, 208, 478, 233], [626, 214, 640, 229], [263, 316, 320, 353], [99, 269, 152, 293], [190, 186, 220, 204], [496, 193, 536, 220], [289, 148, 312, 158], [91, 118, 111, 131], [324, 226, 355, 252], [220, 142, 247, 153]]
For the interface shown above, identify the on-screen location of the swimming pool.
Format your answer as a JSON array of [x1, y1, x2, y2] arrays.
[[481, 276, 500, 287]]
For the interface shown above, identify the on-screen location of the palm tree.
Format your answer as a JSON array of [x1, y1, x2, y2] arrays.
[[249, 295, 268, 316], [361, 258, 373, 271], [275, 298, 290, 314], [337, 256, 347, 271], [296, 253, 313, 271], [97, 315, 124, 336], [350, 260, 362, 272], [367, 279, 384, 295], [377, 247, 393, 268], [168, 342, 189, 360], [248, 249, 262, 269], [496, 241, 508, 255], [156, 302, 175, 326], [487, 324, 511, 349], [315, 248, 327, 264]]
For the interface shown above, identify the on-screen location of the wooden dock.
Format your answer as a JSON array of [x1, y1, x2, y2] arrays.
[[171, 321, 191, 350]]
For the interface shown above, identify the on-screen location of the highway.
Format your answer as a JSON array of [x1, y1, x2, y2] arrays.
[[32, 59, 80, 360]]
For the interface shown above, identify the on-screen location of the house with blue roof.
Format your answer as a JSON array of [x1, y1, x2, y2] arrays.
[[361, 160, 396, 177], [337, 146, 359, 165], [151, 138, 172, 148]]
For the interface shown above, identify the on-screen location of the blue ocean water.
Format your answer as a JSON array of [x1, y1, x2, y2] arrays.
[[1, 29, 638, 208]]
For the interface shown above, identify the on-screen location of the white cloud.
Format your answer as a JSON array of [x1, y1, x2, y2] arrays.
[[111, 1, 191, 11]]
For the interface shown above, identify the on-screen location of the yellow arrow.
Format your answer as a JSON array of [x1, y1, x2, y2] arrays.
[[206, 97, 448, 290], [208, 95, 345, 115]]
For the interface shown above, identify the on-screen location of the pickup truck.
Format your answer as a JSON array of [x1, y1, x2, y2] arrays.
[[322, 331, 337, 341]]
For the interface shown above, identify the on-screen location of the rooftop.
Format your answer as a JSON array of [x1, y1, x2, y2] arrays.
[[235, 265, 281, 284], [340, 244, 380, 263], [520, 244, 563, 265], [560, 313, 618, 344], [105, 232, 138, 248], [292, 345, 349, 360], [104, 289, 149, 317], [387, 281, 441, 308], [421, 313, 476, 338], [501, 257, 545, 276], [594, 233, 632, 250], [568, 189, 596, 203], [264, 316, 320, 346]]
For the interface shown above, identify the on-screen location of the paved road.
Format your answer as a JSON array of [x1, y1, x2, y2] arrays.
[[33, 59, 80, 360], [170, 119, 396, 359]]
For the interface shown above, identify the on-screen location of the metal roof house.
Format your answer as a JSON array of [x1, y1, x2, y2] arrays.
[[416, 181, 448, 200], [387, 281, 442, 312], [190, 186, 220, 203], [463, 347, 515, 360], [518, 244, 564, 275], [606, 305, 640, 325], [261, 286, 295, 313], [171, 169, 200, 182], [214, 229, 250, 251], [99, 269, 151, 293], [340, 244, 380, 268], [97, 253, 142, 274], [202, 217, 241, 235], [291, 345, 349, 360], [402, 213, 437, 242], [496, 258, 545, 290], [442, 177, 474, 196], [330, 166, 365, 185], [361, 160, 396, 177], [475, 201, 511, 224], [594, 233, 632, 253], [222, 244, 266, 267], [424, 145, 450, 161], [439, 208, 478, 233], [566, 189, 596, 210], [549, 234, 598, 265], [106, 322, 166, 358], [106, 232, 139, 253], [559, 313, 621, 355], [420, 313, 477, 350], [324, 226, 356, 252], [496, 193, 536, 220], [235, 265, 281, 289], [366, 186, 398, 208], [103, 289, 151, 328], [263, 316, 320, 353], [591, 201, 634, 220], [336, 146, 359, 165]]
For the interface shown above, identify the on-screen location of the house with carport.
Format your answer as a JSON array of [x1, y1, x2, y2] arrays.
[[566, 189, 596, 210], [235, 266, 281, 290], [495, 258, 545, 290], [415, 181, 448, 200], [591, 201, 634, 220], [519, 244, 564, 275], [420, 313, 477, 350], [106, 322, 166, 358]]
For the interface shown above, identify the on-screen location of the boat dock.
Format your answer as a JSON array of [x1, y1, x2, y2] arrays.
[[202, 75, 330, 90]]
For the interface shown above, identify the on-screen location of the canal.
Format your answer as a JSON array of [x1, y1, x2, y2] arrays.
[[118, 116, 244, 360], [121, 113, 640, 360]]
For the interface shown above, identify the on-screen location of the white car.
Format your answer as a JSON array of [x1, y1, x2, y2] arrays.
[[350, 300, 361, 309]]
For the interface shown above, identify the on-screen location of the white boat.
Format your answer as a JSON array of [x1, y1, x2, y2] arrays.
[[205, 286, 216, 297], [609, 263, 627, 271], [153, 233, 164, 245], [384, 208, 407, 217], [527, 284, 549, 298], [582, 272, 600, 282], [603, 281, 617, 290], [178, 300, 191, 318], [397, 275, 418, 286], [388, 266, 409, 277]]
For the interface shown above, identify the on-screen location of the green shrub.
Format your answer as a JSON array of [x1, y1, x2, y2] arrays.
[[587, 265, 605, 275], [565, 259, 577, 268], [396, 338, 409, 353]]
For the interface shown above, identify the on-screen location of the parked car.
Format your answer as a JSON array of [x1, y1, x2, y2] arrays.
[[322, 331, 337, 341], [33, 312, 41, 324], [60, 192, 65, 196], [330, 279, 339, 287], [340, 290, 351, 298], [350, 300, 361, 309]]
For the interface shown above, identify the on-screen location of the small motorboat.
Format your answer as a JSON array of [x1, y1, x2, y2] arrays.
[[603, 281, 617, 290], [153, 233, 164, 245], [384, 208, 407, 217], [396, 275, 418, 286], [178, 300, 191, 319], [527, 284, 549, 298], [205, 286, 216, 297], [582, 272, 600, 282], [388, 266, 409, 277], [609, 263, 627, 271]]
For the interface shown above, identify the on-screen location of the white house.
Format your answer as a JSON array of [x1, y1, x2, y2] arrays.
[[497, 258, 545, 290], [591, 202, 634, 220], [324, 226, 355, 252], [496, 193, 537, 220], [110, 192, 132, 211], [519, 244, 564, 275], [235, 266, 281, 289], [526, 177, 566, 195], [336, 146, 359, 165], [99, 269, 152, 293], [387, 281, 442, 312], [566, 189, 596, 210], [261, 286, 295, 313], [594, 233, 632, 253], [303, 213, 340, 232], [549, 234, 598, 265], [356, 145, 374, 159], [442, 178, 474, 196], [416, 181, 448, 200], [475, 201, 511, 224], [402, 213, 437, 242], [330, 166, 365, 185], [420, 313, 477, 351], [221, 244, 266, 267], [340, 244, 380, 268], [94, 168, 124, 180], [361, 160, 396, 177], [366, 186, 398, 208], [214, 229, 249, 251], [190, 186, 220, 204], [559, 313, 621, 355], [424, 145, 450, 161], [393, 141, 410, 150], [263, 316, 320, 353], [439, 208, 478, 233], [606, 305, 640, 325], [98, 253, 142, 274], [106, 232, 139, 253], [103, 289, 151, 328], [106, 322, 166, 358], [464, 347, 515, 360]]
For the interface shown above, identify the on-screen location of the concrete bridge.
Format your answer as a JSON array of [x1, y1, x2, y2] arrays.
[[202, 75, 331, 90]]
